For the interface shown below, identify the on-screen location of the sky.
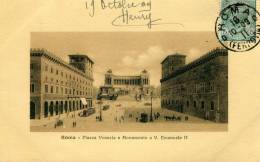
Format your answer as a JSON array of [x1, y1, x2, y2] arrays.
[[31, 32, 221, 87]]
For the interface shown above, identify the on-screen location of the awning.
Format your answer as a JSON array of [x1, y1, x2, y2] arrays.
[[80, 98, 88, 105]]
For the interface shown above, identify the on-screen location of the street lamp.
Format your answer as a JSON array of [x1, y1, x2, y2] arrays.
[[150, 91, 153, 122], [97, 99, 103, 121]]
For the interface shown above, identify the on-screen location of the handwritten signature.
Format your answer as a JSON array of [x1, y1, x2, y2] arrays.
[[85, 0, 184, 29]]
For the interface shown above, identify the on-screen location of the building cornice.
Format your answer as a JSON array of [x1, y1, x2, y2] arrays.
[[30, 48, 94, 81]]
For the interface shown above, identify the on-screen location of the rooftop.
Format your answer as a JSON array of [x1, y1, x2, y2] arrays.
[[30, 48, 94, 80], [161, 53, 186, 64], [68, 54, 94, 64], [160, 47, 228, 82]]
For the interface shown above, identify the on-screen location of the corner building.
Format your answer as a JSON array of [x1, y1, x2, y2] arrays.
[[30, 49, 94, 119], [160, 48, 228, 123]]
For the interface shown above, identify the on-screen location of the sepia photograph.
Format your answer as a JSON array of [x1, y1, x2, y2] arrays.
[[3, 0, 260, 161], [30, 32, 228, 132]]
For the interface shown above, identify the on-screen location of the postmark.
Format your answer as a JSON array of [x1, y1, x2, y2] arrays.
[[215, 3, 260, 52]]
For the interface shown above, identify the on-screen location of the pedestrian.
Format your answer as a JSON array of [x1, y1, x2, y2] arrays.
[[136, 117, 138, 122]]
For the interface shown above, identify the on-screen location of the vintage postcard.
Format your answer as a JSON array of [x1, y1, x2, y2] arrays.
[[1, 0, 260, 161], [30, 32, 228, 132]]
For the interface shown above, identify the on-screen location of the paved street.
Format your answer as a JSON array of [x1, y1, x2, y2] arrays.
[[30, 96, 227, 132]]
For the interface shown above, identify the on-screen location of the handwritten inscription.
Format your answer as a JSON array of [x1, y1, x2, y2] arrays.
[[85, 0, 182, 29]]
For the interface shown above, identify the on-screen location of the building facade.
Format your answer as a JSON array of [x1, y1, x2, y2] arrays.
[[30, 48, 94, 119], [160, 48, 228, 122], [100, 69, 150, 96]]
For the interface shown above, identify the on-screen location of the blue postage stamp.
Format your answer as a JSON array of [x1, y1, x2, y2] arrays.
[[215, 0, 260, 52], [219, 0, 256, 41]]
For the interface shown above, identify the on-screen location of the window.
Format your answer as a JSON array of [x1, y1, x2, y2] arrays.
[[193, 101, 197, 108], [51, 86, 54, 93], [30, 84, 35, 93], [210, 82, 215, 92], [65, 88, 67, 94], [61, 87, 63, 94], [45, 65, 48, 71], [51, 67, 53, 73], [186, 101, 189, 107], [56, 69, 58, 75], [201, 101, 205, 109], [45, 84, 48, 93], [56, 86, 59, 93], [61, 71, 63, 77], [211, 101, 215, 110]]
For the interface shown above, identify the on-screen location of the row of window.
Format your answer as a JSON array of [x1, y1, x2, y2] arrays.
[[162, 100, 215, 111], [161, 82, 215, 96], [44, 76, 92, 88], [44, 84, 92, 96], [30, 83, 92, 96], [43, 64, 93, 84]]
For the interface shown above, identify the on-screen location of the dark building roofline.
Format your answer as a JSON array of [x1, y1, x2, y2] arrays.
[[30, 48, 94, 81], [161, 53, 186, 64], [160, 48, 228, 82], [68, 54, 94, 64]]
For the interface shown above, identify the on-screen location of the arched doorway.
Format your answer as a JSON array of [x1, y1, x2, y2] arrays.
[[44, 102, 48, 118], [49, 101, 54, 116], [55, 101, 59, 115], [60, 101, 64, 114], [30, 101, 36, 119], [80, 101, 82, 109], [69, 101, 72, 112], [65, 101, 68, 113]]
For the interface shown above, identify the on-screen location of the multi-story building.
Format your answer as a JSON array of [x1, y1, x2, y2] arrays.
[[160, 48, 228, 122], [100, 69, 150, 96], [30, 48, 94, 119]]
